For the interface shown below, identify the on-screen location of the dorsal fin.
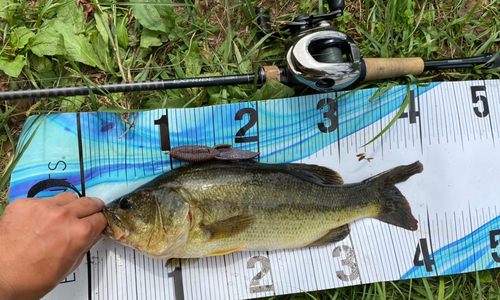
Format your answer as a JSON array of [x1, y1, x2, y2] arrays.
[[285, 163, 344, 185]]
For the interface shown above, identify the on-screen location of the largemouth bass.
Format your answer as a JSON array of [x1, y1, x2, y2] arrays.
[[103, 161, 422, 259]]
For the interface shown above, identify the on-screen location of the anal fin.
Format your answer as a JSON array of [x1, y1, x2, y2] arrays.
[[206, 244, 247, 256], [306, 224, 351, 248], [201, 215, 255, 242], [165, 258, 200, 268]]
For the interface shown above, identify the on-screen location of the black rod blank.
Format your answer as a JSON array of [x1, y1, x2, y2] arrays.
[[0, 73, 259, 101], [424, 53, 500, 71]]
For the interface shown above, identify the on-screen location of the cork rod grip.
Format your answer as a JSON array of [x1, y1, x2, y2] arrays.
[[362, 58, 425, 82]]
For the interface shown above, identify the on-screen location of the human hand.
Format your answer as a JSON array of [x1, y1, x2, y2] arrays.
[[0, 192, 107, 300]]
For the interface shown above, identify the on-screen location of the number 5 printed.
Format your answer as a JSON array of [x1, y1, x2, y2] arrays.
[[490, 230, 500, 263]]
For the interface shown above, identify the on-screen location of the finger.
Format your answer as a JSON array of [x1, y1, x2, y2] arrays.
[[67, 252, 87, 277], [91, 233, 103, 247], [45, 192, 79, 206], [84, 212, 109, 236], [65, 197, 105, 218]]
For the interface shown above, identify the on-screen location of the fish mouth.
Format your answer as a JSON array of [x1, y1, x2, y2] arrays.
[[102, 208, 130, 242]]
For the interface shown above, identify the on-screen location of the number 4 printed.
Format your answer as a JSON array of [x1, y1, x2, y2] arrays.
[[413, 238, 436, 272]]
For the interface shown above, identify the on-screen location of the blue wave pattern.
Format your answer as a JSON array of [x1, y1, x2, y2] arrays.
[[402, 214, 500, 279], [10, 84, 437, 199]]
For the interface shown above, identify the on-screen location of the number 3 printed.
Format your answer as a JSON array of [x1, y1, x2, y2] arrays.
[[333, 245, 360, 281]]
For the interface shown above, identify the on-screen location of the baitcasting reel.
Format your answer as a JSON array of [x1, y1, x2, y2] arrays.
[[257, 0, 500, 92]]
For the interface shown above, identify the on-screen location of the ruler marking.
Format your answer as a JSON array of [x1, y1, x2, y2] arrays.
[[469, 202, 477, 272], [484, 80, 496, 146], [307, 248, 318, 291], [141, 114, 146, 177], [298, 97, 302, 161], [425, 89, 431, 145], [458, 83, 471, 143], [453, 212, 461, 272], [443, 214, 450, 274], [435, 213, 442, 274], [131, 113, 137, 178], [416, 88, 423, 154], [281, 99, 285, 162], [470, 82, 480, 141], [86, 114, 93, 179], [348, 234, 362, 284], [356, 91, 360, 151], [441, 86, 450, 144], [113, 114, 118, 177], [104, 113, 110, 176], [450, 84, 465, 151], [426, 207, 437, 276], [448, 85, 458, 144], [194, 107, 199, 146], [361, 91, 373, 153], [256, 102, 261, 162], [463, 210, 471, 272], [359, 220, 375, 281], [96, 113, 102, 177], [148, 112, 155, 176], [387, 224, 402, 278]]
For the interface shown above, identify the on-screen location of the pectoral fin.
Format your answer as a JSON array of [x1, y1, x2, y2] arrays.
[[201, 215, 255, 242], [306, 224, 351, 247]]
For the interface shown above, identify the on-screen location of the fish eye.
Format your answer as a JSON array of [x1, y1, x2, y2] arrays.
[[119, 198, 132, 210]]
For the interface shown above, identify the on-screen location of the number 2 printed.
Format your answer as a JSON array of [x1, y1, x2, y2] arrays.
[[235, 107, 259, 143], [247, 256, 274, 293]]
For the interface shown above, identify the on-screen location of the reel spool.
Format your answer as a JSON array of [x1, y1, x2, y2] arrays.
[[286, 22, 361, 92]]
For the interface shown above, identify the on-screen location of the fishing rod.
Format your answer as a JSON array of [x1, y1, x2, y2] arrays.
[[0, 0, 498, 101]]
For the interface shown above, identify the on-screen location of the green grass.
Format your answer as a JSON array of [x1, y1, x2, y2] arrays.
[[1, 0, 500, 299]]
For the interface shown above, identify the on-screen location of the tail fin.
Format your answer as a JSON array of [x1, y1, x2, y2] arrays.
[[365, 161, 423, 231]]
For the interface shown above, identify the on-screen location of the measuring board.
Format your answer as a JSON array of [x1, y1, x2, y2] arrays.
[[9, 79, 500, 300]]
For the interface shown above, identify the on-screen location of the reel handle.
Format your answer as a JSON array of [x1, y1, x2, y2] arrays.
[[327, 0, 345, 12], [255, 7, 272, 42], [359, 58, 425, 82]]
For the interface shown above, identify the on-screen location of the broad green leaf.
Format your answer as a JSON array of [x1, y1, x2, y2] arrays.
[[60, 96, 86, 112], [89, 33, 114, 73], [247, 80, 294, 101], [0, 0, 14, 23], [10, 26, 35, 50], [95, 12, 110, 46], [185, 43, 202, 78], [53, 20, 104, 70], [0, 0, 9, 19], [117, 18, 128, 49], [30, 55, 57, 87], [55, 0, 84, 31], [140, 28, 162, 49], [132, 0, 175, 34], [477, 270, 493, 284], [28, 25, 66, 57], [0, 55, 26, 77]]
